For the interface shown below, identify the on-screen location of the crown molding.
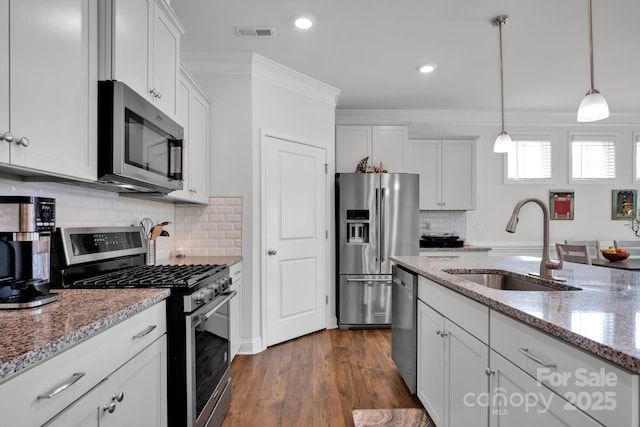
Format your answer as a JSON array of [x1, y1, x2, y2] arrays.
[[336, 109, 640, 127], [181, 51, 341, 106]]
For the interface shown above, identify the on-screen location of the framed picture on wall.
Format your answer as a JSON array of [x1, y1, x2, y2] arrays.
[[612, 189, 637, 220], [549, 191, 574, 220]]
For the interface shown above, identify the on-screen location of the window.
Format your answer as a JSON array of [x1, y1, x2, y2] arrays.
[[634, 133, 640, 183], [570, 134, 616, 181], [505, 138, 551, 182]]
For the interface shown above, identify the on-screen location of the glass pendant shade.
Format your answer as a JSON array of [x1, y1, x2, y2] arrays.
[[493, 131, 512, 153], [577, 90, 609, 122]]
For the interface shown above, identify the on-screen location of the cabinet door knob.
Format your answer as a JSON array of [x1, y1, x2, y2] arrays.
[[484, 368, 495, 376], [267, 249, 277, 256], [103, 402, 117, 413], [435, 330, 441, 336], [0, 132, 14, 143], [15, 136, 29, 147], [112, 391, 124, 402]]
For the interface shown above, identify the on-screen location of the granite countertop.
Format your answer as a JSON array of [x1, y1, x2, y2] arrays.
[[420, 246, 492, 252], [392, 255, 640, 374], [0, 288, 169, 383]]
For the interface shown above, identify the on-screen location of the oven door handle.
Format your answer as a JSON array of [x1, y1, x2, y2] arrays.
[[200, 290, 237, 323]]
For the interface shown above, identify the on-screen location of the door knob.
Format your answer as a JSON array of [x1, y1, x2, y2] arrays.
[[267, 249, 277, 256]]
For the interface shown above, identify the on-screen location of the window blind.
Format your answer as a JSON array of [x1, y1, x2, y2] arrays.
[[507, 140, 551, 180], [571, 139, 615, 179]]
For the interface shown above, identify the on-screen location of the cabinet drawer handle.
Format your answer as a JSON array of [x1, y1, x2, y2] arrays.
[[132, 325, 157, 339], [518, 348, 557, 368], [15, 136, 29, 147], [103, 402, 117, 413], [0, 132, 14, 143], [37, 372, 85, 399]]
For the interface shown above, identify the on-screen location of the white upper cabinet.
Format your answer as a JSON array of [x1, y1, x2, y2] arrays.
[[168, 67, 210, 204], [101, 0, 184, 118], [336, 125, 407, 173], [405, 139, 476, 210], [0, 0, 97, 180]]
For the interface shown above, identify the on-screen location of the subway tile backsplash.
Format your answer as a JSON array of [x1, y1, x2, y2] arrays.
[[174, 197, 242, 257], [419, 210, 466, 239], [0, 176, 176, 259]]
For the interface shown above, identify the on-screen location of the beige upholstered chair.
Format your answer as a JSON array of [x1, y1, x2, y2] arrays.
[[556, 243, 592, 265], [613, 240, 640, 258], [565, 240, 601, 261]]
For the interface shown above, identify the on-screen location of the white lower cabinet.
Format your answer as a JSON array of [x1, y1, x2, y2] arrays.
[[414, 272, 639, 427], [417, 299, 489, 427], [44, 335, 167, 427], [0, 302, 167, 427], [491, 310, 638, 427], [489, 349, 602, 427]]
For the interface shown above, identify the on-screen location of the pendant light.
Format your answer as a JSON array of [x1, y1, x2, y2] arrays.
[[577, 0, 609, 122], [492, 15, 511, 153]]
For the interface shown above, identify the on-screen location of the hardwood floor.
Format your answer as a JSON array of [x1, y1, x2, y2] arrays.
[[222, 328, 423, 427]]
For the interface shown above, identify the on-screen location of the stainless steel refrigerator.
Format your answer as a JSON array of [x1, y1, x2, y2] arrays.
[[336, 173, 418, 329]]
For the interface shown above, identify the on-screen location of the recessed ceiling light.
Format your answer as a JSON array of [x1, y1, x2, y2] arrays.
[[294, 16, 314, 30], [418, 64, 436, 74]]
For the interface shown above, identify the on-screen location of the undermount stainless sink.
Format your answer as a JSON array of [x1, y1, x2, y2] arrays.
[[445, 269, 581, 291]]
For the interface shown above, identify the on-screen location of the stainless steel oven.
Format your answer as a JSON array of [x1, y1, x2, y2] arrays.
[[50, 227, 237, 427], [186, 290, 237, 427]]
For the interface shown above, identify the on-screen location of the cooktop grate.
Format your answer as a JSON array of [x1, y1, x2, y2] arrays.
[[73, 264, 225, 288]]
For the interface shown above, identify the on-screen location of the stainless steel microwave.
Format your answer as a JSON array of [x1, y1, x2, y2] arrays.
[[97, 80, 184, 193]]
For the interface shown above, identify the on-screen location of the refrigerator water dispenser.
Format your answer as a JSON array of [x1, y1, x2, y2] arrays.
[[346, 210, 369, 243]]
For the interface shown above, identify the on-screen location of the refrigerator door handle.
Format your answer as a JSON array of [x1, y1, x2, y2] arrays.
[[380, 187, 386, 262], [375, 187, 380, 262]]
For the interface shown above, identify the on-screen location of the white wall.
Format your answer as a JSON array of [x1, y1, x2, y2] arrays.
[[185, 53, 338, 353], [338, 110, 640, 255]]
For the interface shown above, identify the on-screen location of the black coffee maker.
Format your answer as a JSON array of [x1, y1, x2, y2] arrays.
[[0, 196, 57, 309]]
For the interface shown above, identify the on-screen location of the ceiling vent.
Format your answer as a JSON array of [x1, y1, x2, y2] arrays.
[[234, 26, 276, 37]]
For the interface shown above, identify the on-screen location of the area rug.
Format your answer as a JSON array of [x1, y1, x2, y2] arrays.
[[352, 408, 432, 427]]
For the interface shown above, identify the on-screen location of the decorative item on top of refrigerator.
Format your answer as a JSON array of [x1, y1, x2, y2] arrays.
[[336, 173, 419, 329]]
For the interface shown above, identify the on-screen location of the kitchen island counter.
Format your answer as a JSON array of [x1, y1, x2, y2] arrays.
[[0, 288, 169, 383], [392, 255, 640, 374]]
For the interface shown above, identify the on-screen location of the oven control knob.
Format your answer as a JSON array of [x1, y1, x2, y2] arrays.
[[193, 290, 209, 304]]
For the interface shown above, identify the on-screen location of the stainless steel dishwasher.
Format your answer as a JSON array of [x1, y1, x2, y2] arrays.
[[391, 264, 417, 393]]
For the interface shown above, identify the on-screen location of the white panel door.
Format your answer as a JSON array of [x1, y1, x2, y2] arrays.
[[151, 3, 180, 117], [371, 126, 407, 172], [113, 0, 152, 102], [335, 125, 371, 173], [0, 0, 8, 163], [417, 300, 445, 427], [447, 320, 488, 427], [264, 135, 327, 347], [405, 140, 441, 210], [441, 140, 476, 210], [9, 0, 97, 180]]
